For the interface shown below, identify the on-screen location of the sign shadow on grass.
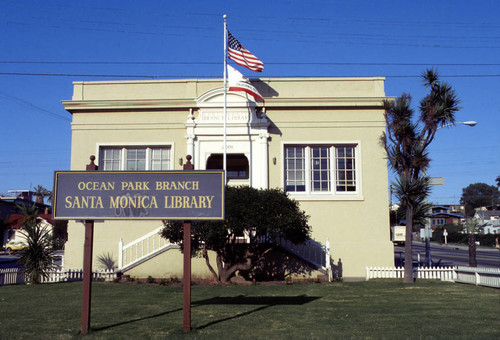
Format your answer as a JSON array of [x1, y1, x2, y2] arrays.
[[91, 306, 184, 332], [90, 294, 320, 333], [192, 295, 321, 330]]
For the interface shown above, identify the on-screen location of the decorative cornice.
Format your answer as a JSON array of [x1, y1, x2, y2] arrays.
[[62, 99, 196, 113], [62, 96, 390, 113]]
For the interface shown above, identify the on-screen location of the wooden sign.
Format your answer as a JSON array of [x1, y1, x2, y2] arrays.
[[53, 170, 225, 220]]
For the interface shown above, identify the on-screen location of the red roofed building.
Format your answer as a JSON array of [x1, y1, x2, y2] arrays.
[[0, 191, 56, 248]]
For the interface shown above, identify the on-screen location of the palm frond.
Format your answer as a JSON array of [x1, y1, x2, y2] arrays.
[[392, 176, 431, 206], [421, 68, 439, 88]]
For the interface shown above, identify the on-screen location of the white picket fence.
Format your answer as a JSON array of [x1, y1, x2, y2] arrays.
[[454, 266, 500, 288], [366, 266, 455, 281], [0, 268, 116, 286], [366, 266, 500, 288]]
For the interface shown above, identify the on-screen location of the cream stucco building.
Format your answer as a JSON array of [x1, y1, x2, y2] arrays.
[[62, 77, 394, 281]]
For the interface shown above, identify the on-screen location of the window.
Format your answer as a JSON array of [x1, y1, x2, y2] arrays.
[[284, 144, 358, 195], [432, 218, 446, 226], [100, 146, 171, 171], [335, 146, 356, 192], [285, 147, 305, 191]]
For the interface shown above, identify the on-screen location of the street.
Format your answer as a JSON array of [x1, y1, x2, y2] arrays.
[[395, 242, 500, 268], [0, 250, 64, 270], [0, 253, 22, 270]]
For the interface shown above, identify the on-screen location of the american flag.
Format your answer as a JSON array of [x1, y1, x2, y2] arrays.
[[227, 30, 264, 72]]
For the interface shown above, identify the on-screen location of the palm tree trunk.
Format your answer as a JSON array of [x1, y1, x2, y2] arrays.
[[404, 205, 414, 283], [468, 234, 477, 267]]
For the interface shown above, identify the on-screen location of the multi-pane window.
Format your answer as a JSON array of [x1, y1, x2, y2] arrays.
[[126, 148, 147, 171], [100, 146, 171, 171], [432, 218, 446, 226], [150, 148, 171, 170], [285, 146, 305, 192], [102, 148, 121, 171], [336, 146, 356, 192], [285, 145, 358, 194], [311, 146, 331, 192]]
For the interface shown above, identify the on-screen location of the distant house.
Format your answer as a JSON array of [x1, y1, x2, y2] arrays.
[[0, 191, 53, 247], [474, 209, 500, 234], [428, 206, 464, 230]]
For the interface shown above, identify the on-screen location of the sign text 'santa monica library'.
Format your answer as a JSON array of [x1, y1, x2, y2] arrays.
[[53, 171, 225, 220]]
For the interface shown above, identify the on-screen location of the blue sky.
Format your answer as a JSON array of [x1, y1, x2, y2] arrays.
[[1, 0, 498, 204]]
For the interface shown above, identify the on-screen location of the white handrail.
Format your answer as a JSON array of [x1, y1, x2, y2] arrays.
[[118, 225, 179, 271], [275, 235, 330, 274]]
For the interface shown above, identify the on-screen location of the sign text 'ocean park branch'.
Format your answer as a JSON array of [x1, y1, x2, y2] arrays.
[[53, 171, 225, 220]]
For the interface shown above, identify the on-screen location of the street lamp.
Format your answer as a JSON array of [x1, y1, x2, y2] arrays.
[[424, 120, 477, 267], [438, 121, 477, 130]]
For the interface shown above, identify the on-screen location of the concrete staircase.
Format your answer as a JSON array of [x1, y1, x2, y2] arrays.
[[118, 226, 332, 281], [275, 235, 332, 280]]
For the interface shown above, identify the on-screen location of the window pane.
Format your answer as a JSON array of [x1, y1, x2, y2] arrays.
[[102, 148, 121, 171], [335, 146, 356, 192], [285, 146, 305, 192], [151, 147, 171, 170], [126, 148, 146, 170], [310, 146, 330, 192]]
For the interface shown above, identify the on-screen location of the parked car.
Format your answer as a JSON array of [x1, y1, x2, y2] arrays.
[[5, 241, 28, 252]]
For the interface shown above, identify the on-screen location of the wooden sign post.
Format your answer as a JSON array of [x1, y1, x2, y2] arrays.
[[183, 155, 194, 332], [81, 156, 97, 334]]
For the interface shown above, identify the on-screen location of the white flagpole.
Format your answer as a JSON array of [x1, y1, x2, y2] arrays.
[[223, 15, 228, 185]]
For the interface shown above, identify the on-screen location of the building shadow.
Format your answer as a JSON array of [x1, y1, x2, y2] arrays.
[[251, 79, 279, 99]]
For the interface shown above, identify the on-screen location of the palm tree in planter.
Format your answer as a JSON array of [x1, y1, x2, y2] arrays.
[[17, 204, 55, 284]]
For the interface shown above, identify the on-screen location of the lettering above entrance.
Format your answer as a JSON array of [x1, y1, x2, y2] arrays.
[[53, 171, 225, 220]]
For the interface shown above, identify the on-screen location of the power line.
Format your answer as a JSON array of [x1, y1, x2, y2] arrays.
[[0, 91, 71, 122], [0, 61, 499, 66], [1, 72, 499, 79]]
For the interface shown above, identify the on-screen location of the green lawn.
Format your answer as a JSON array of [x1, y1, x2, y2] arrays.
[[0, 280, 498, 339]]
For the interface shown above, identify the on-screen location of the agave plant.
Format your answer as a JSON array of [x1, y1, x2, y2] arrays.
[[16, 204, 55, 284]]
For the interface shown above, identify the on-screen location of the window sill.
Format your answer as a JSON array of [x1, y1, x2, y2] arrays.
[[287, 193, 364, 201]]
